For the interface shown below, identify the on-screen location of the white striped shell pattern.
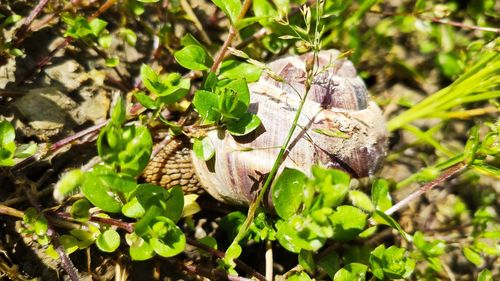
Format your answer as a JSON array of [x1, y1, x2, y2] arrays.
[[190, 49, 388, 206]]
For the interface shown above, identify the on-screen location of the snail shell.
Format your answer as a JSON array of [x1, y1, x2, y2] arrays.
[[191, 49, 388, 206]]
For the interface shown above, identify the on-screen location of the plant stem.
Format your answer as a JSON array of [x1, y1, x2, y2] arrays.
[[19, 179, 80, 281], [0, 204, 24, 218], [17, 0, 118, 86], [384, 162, 467, 216], [210, 0, 253, 73], [225, 3, 322, 264], [14, 0, 50, 46]]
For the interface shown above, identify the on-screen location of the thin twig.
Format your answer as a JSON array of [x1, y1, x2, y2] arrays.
[[182, 262, 256, 281], [226, 1, 322, 265], [368, 9, 500, 34], [18, 178, 80, 281], [179, 0, 212, 45], [10, 120, 108, 172], [13, 0, 50, 46], [186, 238, 267, 281], [54, 212, 135, 233], [16, 0, 117, 86], [210, 0, 253, 73], [0, 204, 24, 218], [384, 162, 467, 216], [424, 16, 500, 34]]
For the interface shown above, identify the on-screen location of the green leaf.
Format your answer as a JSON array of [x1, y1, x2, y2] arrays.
[[197, 236, 218, 253], [348, 190, 374, 212], [193, 137, 215, 161], [226, 113, 261, 136], [122, 197, 146, 218], [0, 142, 15, 166], [98, 34, 112, 48], [329, 206, 367, 241], [110, 96, 126, 125], [118, 125, 153, 176], [105, 57, 119, 67], [123, 184, 183, 222], [463, 247, 483, 266], [253, 0, 278, 27], [174, 45, 212, 70], [89, 18, 108, 37], [317, 250, 340, 279], [203, 71, 219, 91], [193, 90, 220, 123], [287, 271, 312, 281], [358, 226, 377, 238], [34, 216, 48, 236], [157, 76, 190, 104], [211, 0, 242, 24], [134, 205, 163, 236], [180, 33, 203, 47], [164, 185, 184, 223], [219, 211, 246, 240], [464, 126, 480, 164], [413, 231, 446, 257], [45, 245, 59, 259], [219, 60, 262, 82], [70, 199, 91, 220], [272, 168, 307, 219], [275, 218, 326, 253], [70, 229, 95, 249], [134, 92, 158, 109], [372, 210, 411, 242], [140, 64, 161, 94], [333, 263, 367, 281], [96, 229, 120, 252], [120, 28, 137, 46], [313, 128, 350, 139], [478, 269, 493, 281], [225, 243, 242, 263], [371, 179, 392, 211], [14, 143, 37, 158], [312, 166, 350, 208], [23, 208, 37, 225], [413, 0, 426, 12], [3, 14, 22, 26], [369, 245, 415, 279], [60, 235, 79, 254], [437, 52, 462, 78], [98, 123, 152, 177], [137, 0, 160, 2], [299, 250, 316, 274], [219, 79, 250, 117], [81, 171, 124, 213], [127, 233, 155, 261], [150, 217, 186, 257], [0, 119, 13, 142]]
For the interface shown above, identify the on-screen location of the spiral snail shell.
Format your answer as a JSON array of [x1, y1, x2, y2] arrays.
[[143, 49, 388, 206]]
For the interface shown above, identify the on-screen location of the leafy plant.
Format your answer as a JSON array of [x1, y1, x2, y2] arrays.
[[0, 120, 36, 166]]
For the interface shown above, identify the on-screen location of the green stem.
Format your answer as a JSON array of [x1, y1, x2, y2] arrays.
[[225, 2, 323, 264], [226, 69, 314, 260]]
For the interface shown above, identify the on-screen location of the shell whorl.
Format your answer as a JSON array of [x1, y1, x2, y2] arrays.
[[191, 50, 388, 206]]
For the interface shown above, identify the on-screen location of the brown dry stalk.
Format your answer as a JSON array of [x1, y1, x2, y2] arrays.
[[384, 162, 467, 216], [210, 0, 253, 73]]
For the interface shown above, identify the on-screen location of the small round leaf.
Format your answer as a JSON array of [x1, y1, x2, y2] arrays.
[[96, 229, 120, 253]]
